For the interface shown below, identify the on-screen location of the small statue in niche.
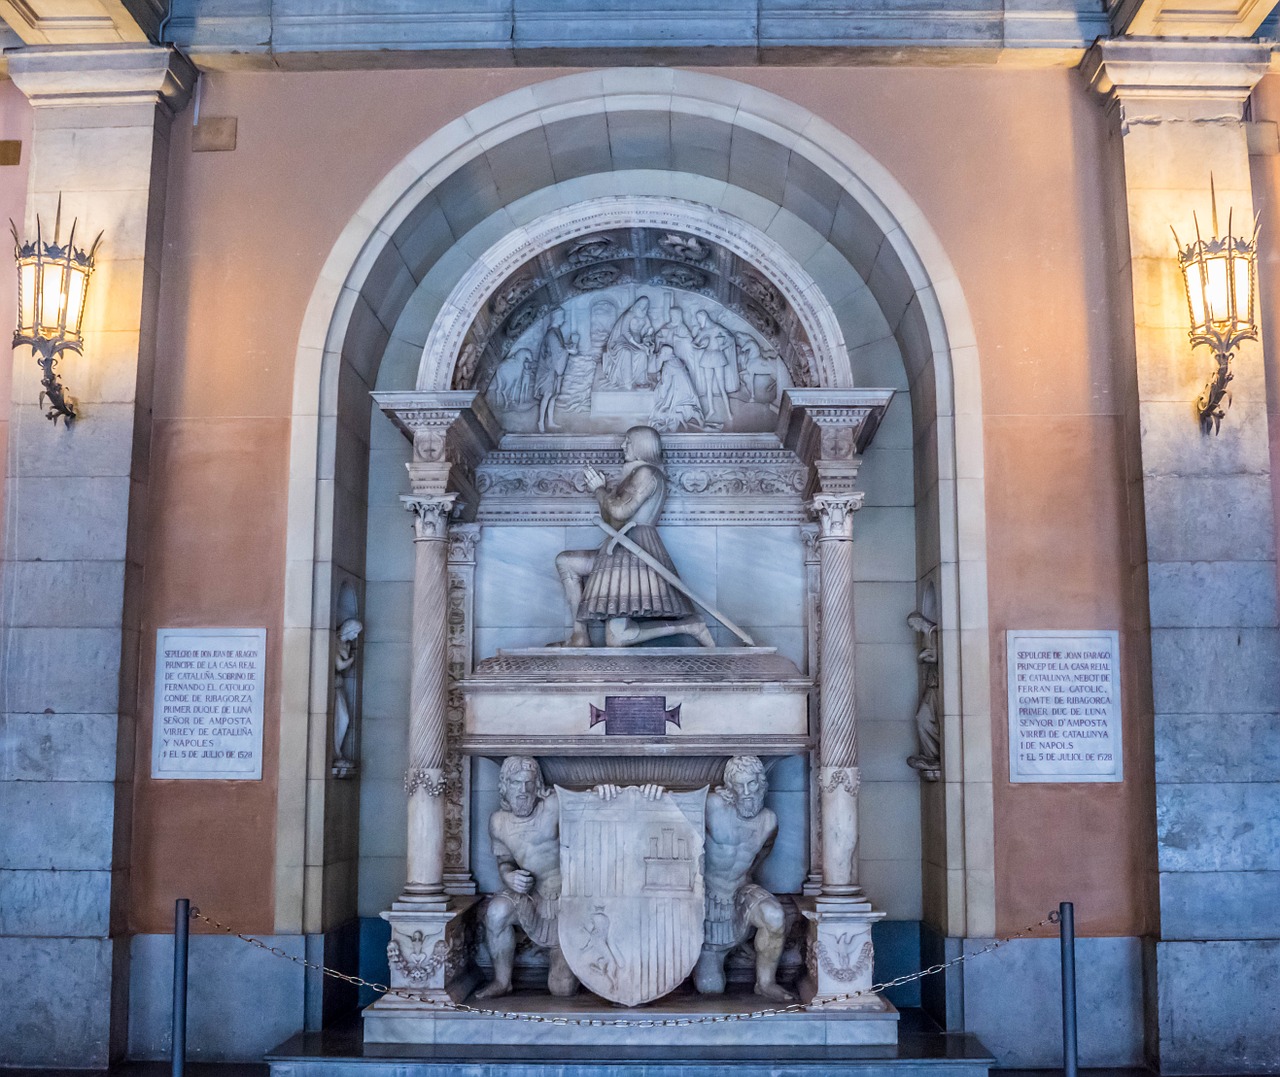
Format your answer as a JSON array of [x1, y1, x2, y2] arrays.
[[552, 425, 714, 648], [477, 756, 578, 998], [906, 609, 941, 782], [534, 308, 575, 433], [695, 755, 795, 1001], [331, 617, 363, 778]]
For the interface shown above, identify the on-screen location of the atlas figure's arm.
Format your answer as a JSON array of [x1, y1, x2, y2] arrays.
[[491, 834, 532, 893]]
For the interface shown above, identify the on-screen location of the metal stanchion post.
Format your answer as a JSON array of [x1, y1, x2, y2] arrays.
[[1059, 901, 1078, 1077], [172, 898, 190, 1077]]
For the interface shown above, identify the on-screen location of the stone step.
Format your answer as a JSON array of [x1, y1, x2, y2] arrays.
[[266, 1011, 995, 1077]]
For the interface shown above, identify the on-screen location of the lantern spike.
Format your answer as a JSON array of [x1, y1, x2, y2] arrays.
[[66, 218, 76, 255], [1210, 174, 1219, 236], [1171, 224, 1183, 253], [9, 218, 18, 255], [88, 231, 103, 261], [1193, 210, 1203, 247], [53, 194, 62, 245]]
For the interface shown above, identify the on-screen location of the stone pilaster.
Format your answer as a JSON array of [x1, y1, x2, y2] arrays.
[[0, 44, 193, 1067], [1083, 38, 1280, 1071], [800, 522, 824, 896], [443, 525, 480, 895]]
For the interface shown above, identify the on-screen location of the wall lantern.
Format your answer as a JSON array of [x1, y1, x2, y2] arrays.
[[1172, 180, 1259, 436], [10, 199, 102, 425]]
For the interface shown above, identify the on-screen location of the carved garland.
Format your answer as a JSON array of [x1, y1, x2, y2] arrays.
[[387, 934, 452, 985], [809, 938, 874, 983]]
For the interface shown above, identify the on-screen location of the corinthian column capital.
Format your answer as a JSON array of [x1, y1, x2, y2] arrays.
[[403, 494, 459, 542], [809, 493, 864, 540]]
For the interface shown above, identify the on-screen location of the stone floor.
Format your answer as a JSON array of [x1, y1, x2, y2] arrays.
[[0, 1011, 1264, 1077]]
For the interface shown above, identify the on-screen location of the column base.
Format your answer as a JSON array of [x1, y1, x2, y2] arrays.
[[372, 896, 482, 1009], [795, 895, 888, 1012], [443, 871, 478, 896]]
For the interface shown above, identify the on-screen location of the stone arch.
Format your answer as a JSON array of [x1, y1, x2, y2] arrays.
[[278, 69, 992, 941], [416, 195, 854, 396]]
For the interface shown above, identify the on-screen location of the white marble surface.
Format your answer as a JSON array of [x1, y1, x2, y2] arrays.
[[465, 688, 808, 738]]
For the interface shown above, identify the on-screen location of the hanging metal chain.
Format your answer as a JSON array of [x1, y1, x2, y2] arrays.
[[188, 905, 1061, 1027]]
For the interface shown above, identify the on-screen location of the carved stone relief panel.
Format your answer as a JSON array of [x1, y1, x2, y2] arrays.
[[447, 218, 826, 436], [477, 283, 798, 435]]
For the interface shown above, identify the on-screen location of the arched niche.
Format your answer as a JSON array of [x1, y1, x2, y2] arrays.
[[279, 69, 992, 952]]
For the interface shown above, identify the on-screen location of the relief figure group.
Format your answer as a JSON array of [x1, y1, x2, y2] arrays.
[[486, 290, 791, 433]]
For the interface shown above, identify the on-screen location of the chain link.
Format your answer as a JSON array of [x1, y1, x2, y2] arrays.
[[188, 905, 1060, 1027]]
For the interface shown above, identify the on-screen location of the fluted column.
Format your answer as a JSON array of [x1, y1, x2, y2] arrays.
[[811, 492, 864, 897], [400, 493, 458, 905]]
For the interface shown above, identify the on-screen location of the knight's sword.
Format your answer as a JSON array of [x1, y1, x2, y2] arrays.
[[592, 518, 755, 646]]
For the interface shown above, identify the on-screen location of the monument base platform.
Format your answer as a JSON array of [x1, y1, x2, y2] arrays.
[[270, 1009, 993, 1077], [361, 987, 899, 1047]]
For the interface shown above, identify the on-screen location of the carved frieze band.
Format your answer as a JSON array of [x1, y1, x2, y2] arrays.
[[403, 494, 459, 541]]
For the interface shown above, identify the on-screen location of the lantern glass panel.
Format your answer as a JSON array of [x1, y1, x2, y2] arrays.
[[1204, 255, 1230, 327], [1233, 257, 1252, 331], [64, 266, 88, 336], [1185, 261, 1207, 331], [38, 260, 67, 336], [17, 260, 37, 334]]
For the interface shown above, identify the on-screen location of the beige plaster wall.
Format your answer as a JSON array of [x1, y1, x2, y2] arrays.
[[128, 64, 1152, 940]]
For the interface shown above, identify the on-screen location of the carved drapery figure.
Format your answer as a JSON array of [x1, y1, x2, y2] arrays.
[[656, 305, 697, 373], [906, 610, 941, 781], [692, 309, 738, 424], [476, 757, 578, 999], [603, 296, 655, 390], [331, 617, 363, 777], [649, 345, 705, 432], [695, 755, 795, 1001], [534, 308, 574, 432], [553, 426, 713, 648]]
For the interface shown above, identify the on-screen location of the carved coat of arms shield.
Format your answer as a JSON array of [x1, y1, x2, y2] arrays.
[[557, 785, 706, 1006]]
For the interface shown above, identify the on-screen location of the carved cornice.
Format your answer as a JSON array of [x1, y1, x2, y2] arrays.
[[1081, 39, 1268, 125], [472, 435, 812, 524], [777, 389, 894, 496], [375, 391, 500, 518], [7, 44, 196, 114]]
